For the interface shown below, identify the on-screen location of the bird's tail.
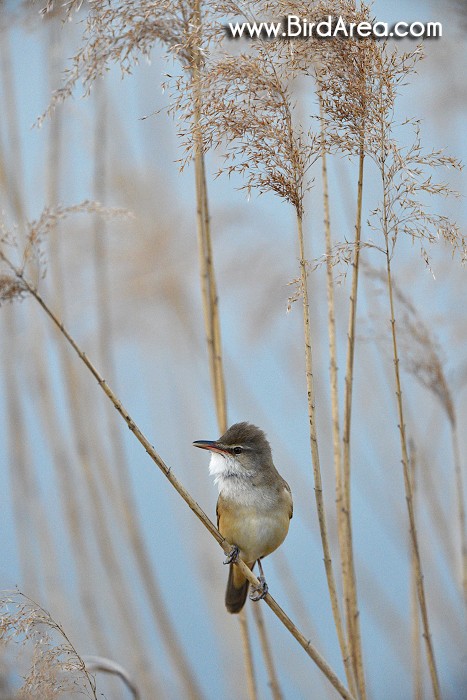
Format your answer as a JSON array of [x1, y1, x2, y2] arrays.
[[225, 562, 250, 614]]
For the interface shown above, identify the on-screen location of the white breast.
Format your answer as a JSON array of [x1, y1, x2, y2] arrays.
[[209, 452, 258, 505]]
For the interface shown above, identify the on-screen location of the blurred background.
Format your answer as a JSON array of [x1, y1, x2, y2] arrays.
[[0, 0, 466, 697]]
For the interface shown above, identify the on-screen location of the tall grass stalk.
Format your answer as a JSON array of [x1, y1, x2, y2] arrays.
[[393, 277, 466, 607], [341, 143, 366, 700], [192, 27, 228, 433], [191, 3, 263, 694], [381, 222, 441, 700], [296, 211, 353, 691], [409, 443, 423, 700], [313, 10, 379, 693], [29, 318, 109, 650], [252, 603, 283, 700], [0, 27, 24, 223], [238, 611, 257, 700], [320, 98, 365, 696], [3, 311, 39, 591], [38, 2, 289, 689], [368, 269, 465, 603], [450, 423, 467, 608], [319, 96, 344, 574], [1, 22, 73, 625]]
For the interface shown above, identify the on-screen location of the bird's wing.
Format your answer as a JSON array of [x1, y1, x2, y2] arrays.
[[283, 479, 293, 519]]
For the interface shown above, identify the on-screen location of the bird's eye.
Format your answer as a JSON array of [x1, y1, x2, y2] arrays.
[[233, 446, 243, 455]]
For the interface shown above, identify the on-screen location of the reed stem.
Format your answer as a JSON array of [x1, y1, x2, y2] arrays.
[[384, 252, 441, 700], [296, 211, 353, 692], [450, 422, 467, 609], [341, 144, 366, 700]]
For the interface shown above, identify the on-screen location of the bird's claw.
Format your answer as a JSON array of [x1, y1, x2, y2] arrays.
[[224, 545, 239, 565], [249, 576, 268, 602]]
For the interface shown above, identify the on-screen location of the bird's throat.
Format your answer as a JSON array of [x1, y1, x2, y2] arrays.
[[209, 452, 236, 489]]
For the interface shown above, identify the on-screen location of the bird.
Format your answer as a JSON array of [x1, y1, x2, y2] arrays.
[[193, 422, 293, 613]]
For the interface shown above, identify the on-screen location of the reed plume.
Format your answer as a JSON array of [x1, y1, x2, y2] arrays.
[[0, 590, 98, 699]]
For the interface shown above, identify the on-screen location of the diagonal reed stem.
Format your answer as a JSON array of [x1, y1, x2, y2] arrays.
[[1, 259, 355, 700]]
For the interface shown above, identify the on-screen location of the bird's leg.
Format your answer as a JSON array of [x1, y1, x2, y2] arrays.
[[249, 558, 268, 601], [223, 544, 239, 565]]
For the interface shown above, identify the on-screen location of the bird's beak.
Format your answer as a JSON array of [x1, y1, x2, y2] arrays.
[[193, 440, 228, 455]]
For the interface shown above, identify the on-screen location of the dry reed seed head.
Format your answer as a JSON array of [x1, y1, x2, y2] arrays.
[[319, 43, 424, 158], [1, 202, 130, 294], [362, 48, 464, 266], [368, 118, 464, 265], [46, 0, 85, 17], [0, 274, 29, 305], [258, 1, 385, 151], [38, 0, 221, 125], [35, 0, 85, 18], [0, 592, 97, 699], [274, 5, 425, 161], [31, 201, 130, 273], [202, 1, 463, 267], [187, 44, 319, 214], [311, 239, 381, 283], [35, 0, 76, 21], [393, 291, 455, 426], [194, 1, 422, 211], [286, 274, 303, 311], [287, 237, 366, 306]]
